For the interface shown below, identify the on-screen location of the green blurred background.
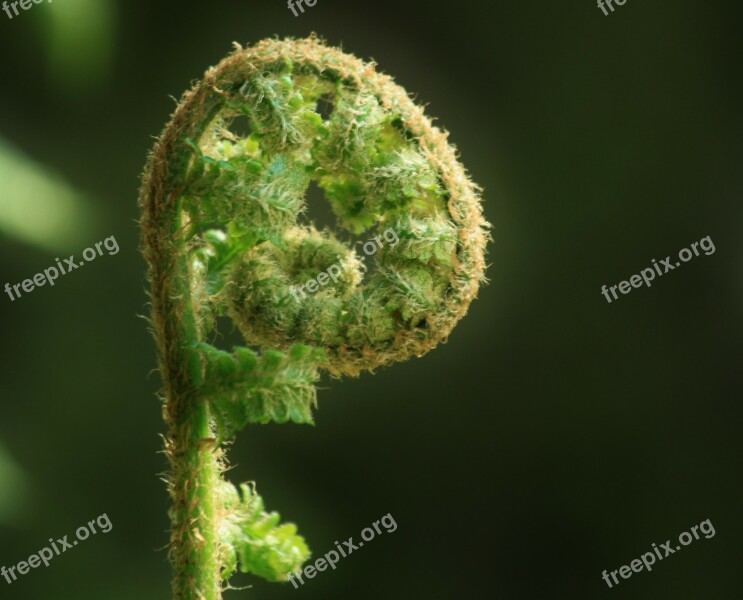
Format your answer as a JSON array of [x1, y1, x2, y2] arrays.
[[1, 1, 741, 598]]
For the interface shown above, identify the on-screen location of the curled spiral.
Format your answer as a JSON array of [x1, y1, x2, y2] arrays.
[[185, 37, 486, 374], [140, 36, 488, 596]]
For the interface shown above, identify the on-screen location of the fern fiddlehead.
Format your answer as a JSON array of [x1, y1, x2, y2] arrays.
[[139, 36, 488, 599]]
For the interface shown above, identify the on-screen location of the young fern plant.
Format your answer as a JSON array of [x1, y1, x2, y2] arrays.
[[139, 36, 489, 599]]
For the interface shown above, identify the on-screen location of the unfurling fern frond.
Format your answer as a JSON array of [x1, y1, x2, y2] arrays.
[[140, 36, 489, 599], [217, 481, 309, 583]]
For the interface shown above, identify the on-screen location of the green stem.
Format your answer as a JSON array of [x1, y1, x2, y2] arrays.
[[158, 222, 222, 599], [170, 390, 220, 599], [140, 83, 226, 597], [160, 249, 221, 598]]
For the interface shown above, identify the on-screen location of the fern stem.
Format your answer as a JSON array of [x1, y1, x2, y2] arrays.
[[142, 126, 223, 597], [170, 392, 220, 599], [146, 219, 222, 598]]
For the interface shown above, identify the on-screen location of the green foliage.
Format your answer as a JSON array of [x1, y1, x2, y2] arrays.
[[218, 482, 310, 583], [139, 37, 487, 599], [194, 342, 324, 437]]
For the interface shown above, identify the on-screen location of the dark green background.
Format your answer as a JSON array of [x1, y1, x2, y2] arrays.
[[1, 1, 741, 598]]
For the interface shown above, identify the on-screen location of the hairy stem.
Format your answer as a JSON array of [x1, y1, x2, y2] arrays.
[[152, 229, 222, 598], [142, 108, 223, 598], [169, 392, 220, 599]]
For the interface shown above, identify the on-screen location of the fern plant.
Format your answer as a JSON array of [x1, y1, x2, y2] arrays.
[[139, 36, 489, 599]]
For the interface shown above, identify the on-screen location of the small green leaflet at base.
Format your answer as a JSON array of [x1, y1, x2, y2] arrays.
[[193, 342, 325, 439], [218, 481, 310, 583]]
